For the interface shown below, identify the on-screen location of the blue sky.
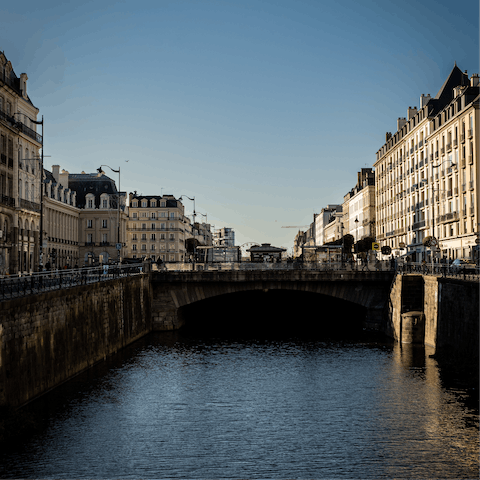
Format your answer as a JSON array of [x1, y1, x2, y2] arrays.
[[1, 0, 478, 249]]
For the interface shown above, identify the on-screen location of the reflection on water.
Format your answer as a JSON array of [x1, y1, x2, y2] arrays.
[[0, 331, 478, 479]]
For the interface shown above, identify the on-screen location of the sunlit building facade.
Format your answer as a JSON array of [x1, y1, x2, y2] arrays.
[[375, 65, 479, 261]]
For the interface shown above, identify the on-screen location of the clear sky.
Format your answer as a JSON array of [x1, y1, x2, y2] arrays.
[[1, 0, 478, 250]]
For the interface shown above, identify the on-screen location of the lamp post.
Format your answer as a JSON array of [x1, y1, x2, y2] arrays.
[[179, 195, 196, 266], [97, 165, 121, 262]]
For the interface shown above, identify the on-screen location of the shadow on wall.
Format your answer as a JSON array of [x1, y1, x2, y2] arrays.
[[178, 289, 368, 339]]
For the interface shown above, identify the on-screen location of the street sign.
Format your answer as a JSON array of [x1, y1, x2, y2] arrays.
[[372, 242, 380, 251], [430, 237, 438, 247]]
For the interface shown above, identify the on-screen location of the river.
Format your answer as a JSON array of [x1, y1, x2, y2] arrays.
[[1, 321, 478, 479]]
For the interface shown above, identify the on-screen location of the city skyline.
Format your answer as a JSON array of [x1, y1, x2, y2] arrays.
[[1, 0, 478, 248]]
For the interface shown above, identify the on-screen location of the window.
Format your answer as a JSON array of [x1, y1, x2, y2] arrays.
[[132, 234, 137, 240], [142, 223, 146, 230], [102, 233, 108, 243], [87, 233, 93, 243], [170, 212, 175, 219], [141, 233, 147, 240], [132, 244, 137, 251], [151, 212, 156, 218], [142, 201, 147, 207], [87, 196, 94, 209], [151, 233, 156, 240], [151, 223, 156, 230], [151, 244, 156, 251], [102, 219, 108, 228], [141, 244, 147, 251], [161, 201, 166, 207], [151, 201, 156, 208], [102, 198, 108, 208], [132, 201, 138, 207], [161, 223, 166, 230], [87, 219, 93, 228], [132, 212, 137, 218]]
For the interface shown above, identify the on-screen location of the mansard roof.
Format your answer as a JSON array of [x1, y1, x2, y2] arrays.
[[434, 64, 469, 100], [130, 194, 181, 208], [68, 172, 121, 209], [0, 51, 37, 108]]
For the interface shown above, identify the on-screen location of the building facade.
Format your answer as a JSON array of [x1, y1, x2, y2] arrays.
[[126, 193, 185, 263], [43, 166, 79, 268], [68, 172, 127, 265], [213, 227, 235, 246], [0, 51, 43, 274], [375, 65, 479, 261]]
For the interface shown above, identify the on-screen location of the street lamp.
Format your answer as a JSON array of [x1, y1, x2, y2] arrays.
[[97, 165, 122, 262], [179, 195, 196, 265]]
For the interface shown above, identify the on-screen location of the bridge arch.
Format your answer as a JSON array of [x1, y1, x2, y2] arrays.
[[151, 270, 393, 332]]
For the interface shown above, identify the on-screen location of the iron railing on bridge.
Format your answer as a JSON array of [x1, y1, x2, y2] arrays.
[[0, 264, 143, 301], [159, 260, 480, 278]]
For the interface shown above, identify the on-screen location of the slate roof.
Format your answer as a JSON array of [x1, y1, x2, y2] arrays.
[[130, 194, 181, 208], [68, 173, 122, 209]]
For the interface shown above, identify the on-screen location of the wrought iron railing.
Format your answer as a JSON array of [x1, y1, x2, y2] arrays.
[[0, 264, 144, 301]]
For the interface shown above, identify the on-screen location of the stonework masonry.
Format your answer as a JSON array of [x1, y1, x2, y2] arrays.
[[388, 273, 478, 357], [0, 275, 152, 408]]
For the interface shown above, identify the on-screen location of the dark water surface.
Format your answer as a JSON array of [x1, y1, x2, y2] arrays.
[[1, 325, 478, 478]]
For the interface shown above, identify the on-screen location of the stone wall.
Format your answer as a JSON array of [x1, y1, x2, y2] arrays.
[[388, 273, 478, 357], [0, 275, 152, 408]]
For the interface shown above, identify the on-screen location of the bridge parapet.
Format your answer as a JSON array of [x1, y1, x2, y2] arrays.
[[153, 269, 395, 283]]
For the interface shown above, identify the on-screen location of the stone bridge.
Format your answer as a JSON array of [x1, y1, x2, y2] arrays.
[[151, 269, 395, 331]]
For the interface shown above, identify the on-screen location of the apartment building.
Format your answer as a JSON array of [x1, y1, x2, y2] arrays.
[[315, 205, 342, 246], [0, 51, 43, 273], [344, 169, 375, 242], [126, 193, 185, 263], [375, 65, 479, 261], [68, 171, 127, 265], [213, 227, 235, 246], [43, 166, 79, 268]]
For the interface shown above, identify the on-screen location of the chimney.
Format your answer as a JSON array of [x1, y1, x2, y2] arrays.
[[59, 169, 69, 189], [385, 132, 392, 142], [420, 94, 431, 108], [19, 73, 28, 99], [397, 117, 407, 131], [407, 106, 417, 120], [52, 165, 60, 182], [471, 73, 479, 87]]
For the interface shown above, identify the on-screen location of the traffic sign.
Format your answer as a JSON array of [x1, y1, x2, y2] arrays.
[[372, 242, 380, 251], [430, 237, 438, 247]]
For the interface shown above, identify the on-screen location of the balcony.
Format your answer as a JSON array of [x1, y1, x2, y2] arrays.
[[19, 198, 41, 212], [0, 194, 15, 208], [0, 107, 43, 144], [412, 220, 425, 230]]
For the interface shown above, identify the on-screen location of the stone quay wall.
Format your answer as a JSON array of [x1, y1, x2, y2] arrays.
[[0, 275, 152, 408], [388, 273, 478, 357]]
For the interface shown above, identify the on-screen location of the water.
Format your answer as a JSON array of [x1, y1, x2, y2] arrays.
[[1, 327, 478, 479]]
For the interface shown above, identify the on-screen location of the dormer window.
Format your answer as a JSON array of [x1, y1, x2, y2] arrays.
[[132, 201, 138, 207], [151, 201, 156, 207], [86, 193, 95, 209], [142, 201, 147, 207], [161, 201, 166, 207]]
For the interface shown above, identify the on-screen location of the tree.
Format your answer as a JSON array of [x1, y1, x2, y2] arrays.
[[423, 236, 433, 247], [355, 236, 376, 253], [343, 234, 354, 258]]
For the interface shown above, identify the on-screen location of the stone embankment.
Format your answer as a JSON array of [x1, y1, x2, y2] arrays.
[[0, 275, 152, 408]]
